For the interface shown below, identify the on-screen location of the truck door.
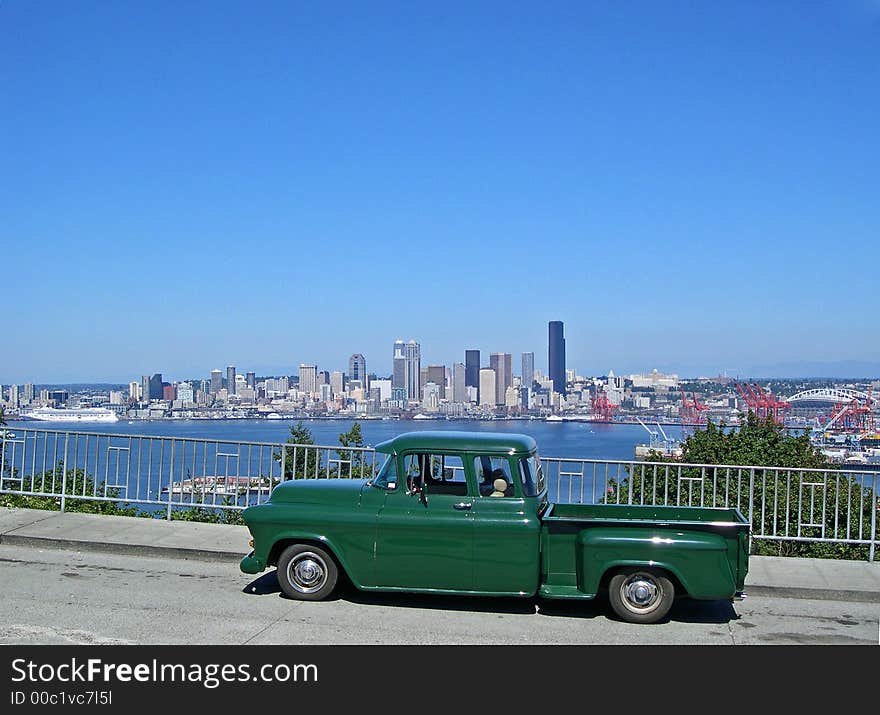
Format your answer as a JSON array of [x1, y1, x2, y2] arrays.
[[374, 452, 474, 591], [469, 454, 541, 595]]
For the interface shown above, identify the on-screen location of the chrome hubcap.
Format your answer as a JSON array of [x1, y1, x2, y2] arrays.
[[621, 574, 661, 613], [288, 552, 327, 593]]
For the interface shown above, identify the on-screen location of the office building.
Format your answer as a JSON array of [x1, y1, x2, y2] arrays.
[[246, 372, 256, 389], [299, 364, 317, 395], [489, 352, 512, 405], [548, 321, 566, 396], [349, 354, 367, 389], [8, 384, 19, 409], [23, 382, 34, 404], [141, 375, 150, 403], [521, 352, 535, 388], [210, 369, 223, 395], [479, 368, 496, 408], [426, 365, 445, 399], [177, 382, 194, 403], [392, 340, 406, 393], [226, 366, 237, 396], [149, 374, 164, 401], [330, 371, 345, 397], [465, 349, 480, 401], [129, 381, 141, 401], [452, 362, 466, 403], [405, 340, 420, 401]]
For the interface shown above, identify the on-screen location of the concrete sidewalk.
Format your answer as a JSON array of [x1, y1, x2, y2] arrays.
[[2, 506, 879, 603]]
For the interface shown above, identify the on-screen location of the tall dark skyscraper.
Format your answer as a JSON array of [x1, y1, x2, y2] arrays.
[[548, 321, 566, 395], [226, 365, 237, 396], [149, 373, 164, 401], [465, 350, 480, 401]]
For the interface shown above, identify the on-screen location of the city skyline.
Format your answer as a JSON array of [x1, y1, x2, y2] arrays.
[[2, 4, 878, 383]]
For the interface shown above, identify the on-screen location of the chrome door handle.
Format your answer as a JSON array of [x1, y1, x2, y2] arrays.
[[453, 502, 472, 510]]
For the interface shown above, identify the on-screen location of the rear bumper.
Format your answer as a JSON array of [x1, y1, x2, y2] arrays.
[[239, 552, 266, 575]]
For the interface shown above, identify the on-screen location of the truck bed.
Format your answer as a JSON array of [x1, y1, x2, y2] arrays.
[[539, 503, 749, 601], [543, 502, 749, 527]]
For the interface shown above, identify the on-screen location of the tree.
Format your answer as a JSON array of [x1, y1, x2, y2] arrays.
[[610, 413, 876, 560], [274, 421, 318, 480], [336, 422, 374, 479]]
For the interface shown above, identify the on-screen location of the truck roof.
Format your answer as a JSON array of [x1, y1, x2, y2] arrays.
[[374, 430, 537, 455]]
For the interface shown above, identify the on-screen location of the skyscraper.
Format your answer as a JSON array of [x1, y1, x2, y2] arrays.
[[246, 372, 256, 389], [521, 352, 535, 388], [452, 362, 466, 403], [548, 321, 566, 395], [465, 350, 480, 401], [349, 354, 367, 388], [392, 340, 406, 393], [149, 373, 164, 401], [479, 368, 496, 408], [226, 366, 237, 396], [141, 375, 150, 403], [489, 353, 512, 405], [210, 369, 222, 395], [426, 365, 445, 399], [299, 364, 317, 395], [405, 340, 420, 401]]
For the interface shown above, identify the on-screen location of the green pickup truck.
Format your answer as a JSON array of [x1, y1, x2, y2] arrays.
[[240, 431, 749, 624]]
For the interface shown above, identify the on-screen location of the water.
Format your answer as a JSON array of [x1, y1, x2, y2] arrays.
[[5, 418, 686, 462]]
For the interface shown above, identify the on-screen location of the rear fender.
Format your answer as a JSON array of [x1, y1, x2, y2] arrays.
[[578, 527, 737, 600]]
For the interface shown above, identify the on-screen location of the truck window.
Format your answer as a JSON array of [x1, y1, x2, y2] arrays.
[[473, 455, 514, 497], [403, 453, 468, 496], [518, 455, 544, 497], [372, 454, 398, 490]]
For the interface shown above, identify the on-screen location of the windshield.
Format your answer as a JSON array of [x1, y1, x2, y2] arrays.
[[371, 454, 398, 490], [518, 453, 545, 497]]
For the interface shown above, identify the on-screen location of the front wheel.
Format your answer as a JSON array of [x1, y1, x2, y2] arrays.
[[276, 544, 338, 601], [608, 568, 675, 624]]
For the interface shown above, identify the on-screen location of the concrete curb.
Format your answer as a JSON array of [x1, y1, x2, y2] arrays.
[[743, 585, 880, 604], [0, 533, 246, 563], [0, 532, 246, 562]]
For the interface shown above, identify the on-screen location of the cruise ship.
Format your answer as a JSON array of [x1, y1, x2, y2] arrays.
[[23, 407, 119, 423]]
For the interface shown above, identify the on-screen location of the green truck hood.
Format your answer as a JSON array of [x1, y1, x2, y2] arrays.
[[268, 478, 368, 506]]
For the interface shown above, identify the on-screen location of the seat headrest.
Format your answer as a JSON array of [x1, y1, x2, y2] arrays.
[[490, 478, 508, 497]]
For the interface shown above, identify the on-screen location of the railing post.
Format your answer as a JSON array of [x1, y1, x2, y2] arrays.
[[166, 438, 175, 521], [870, 474, 877, 563], [60, 434, 69, 512], [748, 467, 756, 554]]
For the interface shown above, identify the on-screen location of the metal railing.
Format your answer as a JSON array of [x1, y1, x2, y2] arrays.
[[540, 457, 879, 561], [1, 428, 877, 560], [0, 428, 379, 518]]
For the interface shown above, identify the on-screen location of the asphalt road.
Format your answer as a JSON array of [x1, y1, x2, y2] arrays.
[[0, 544, 877, 645]]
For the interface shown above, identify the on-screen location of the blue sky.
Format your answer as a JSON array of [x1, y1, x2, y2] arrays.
[[2, 1, 878, 383]]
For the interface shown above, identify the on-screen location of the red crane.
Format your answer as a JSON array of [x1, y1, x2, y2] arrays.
[[751, 383, 791, 425], [591, 387, 618, 422], [679, 388, 709, 426], [735, 382, 763, 418], [827, 385, 874, 433]]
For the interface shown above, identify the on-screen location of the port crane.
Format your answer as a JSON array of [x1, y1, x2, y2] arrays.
[[679, 388, 709, 426], [826, 384, 874, 433], [734, 382, 789, 424], [591, 387, 618, 422]]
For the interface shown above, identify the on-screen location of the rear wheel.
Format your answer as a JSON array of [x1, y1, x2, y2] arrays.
[[276, 544, 338, 601], [608, 568, 674, 624]]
